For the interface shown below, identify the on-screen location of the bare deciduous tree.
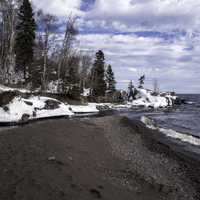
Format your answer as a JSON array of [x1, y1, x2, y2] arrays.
[[57, 15, 78, 84], [79, 52, 93, 89], [36, 10, 57, 91], [0, 0, 18, 84]]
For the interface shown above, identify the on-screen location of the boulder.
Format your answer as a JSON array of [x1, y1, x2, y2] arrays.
[[20, 114, 30, 123], [0, 91, 18, 106], [174, 98, 186, 105], [44, 99, 61, 110]]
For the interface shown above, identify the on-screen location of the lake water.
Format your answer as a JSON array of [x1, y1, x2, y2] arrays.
[[122, 94, 200, 138], [117, 94, 200, 158]]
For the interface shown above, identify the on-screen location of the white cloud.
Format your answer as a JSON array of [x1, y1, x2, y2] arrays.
[[129, 67, 138, 72], [32, 0, 83, 16], [32, 0, 200, 32], [78, 33, 200, 93], [83, 0, 200, 32], [31, 0, 200, 33]]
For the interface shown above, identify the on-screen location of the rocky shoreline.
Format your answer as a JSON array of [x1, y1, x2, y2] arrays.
[[0, 116, 199, 200]]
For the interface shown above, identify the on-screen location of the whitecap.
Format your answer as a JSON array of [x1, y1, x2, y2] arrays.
[[141, 116, 200, 146], [187, 101, 195, 105]]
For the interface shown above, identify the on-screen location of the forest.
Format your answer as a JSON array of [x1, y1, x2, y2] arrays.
[[0, 0, 117, 101]]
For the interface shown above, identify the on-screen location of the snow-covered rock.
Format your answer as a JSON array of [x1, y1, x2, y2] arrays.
[[0, 96, 74, 123], [0, 84, 102, 123], [129, 88, 177, 109]]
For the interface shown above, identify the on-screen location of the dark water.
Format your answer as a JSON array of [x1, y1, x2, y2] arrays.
[[119, 94, 200, 159], [154, 94, 200, 138], [121, 94, 200, 138]]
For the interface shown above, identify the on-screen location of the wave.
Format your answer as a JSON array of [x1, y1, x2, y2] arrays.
[[141, 116, 200, 146], [187, 101, 196, 105]]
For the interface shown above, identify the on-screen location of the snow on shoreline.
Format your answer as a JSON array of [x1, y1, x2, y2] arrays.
[[0, 95, 102, 123], [0, 85, 179, 124], [0, 85, 101, 123], [70, 105, 99, 114], [141, 116, 200, 146], [0, 96, 74, 123]]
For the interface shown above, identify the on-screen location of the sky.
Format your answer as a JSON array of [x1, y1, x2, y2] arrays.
[[32, 0, 200, 93]]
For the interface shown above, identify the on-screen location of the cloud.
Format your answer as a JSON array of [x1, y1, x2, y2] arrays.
[[32, 0, 200, 33], [32, 0, 83, 16], [83, 0, 200, 32], [78, 33, 200, 93], [32, 0, 200, 34], [129, 68, 138, 72]]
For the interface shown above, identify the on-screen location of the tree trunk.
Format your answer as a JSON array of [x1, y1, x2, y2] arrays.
[[0, 1, 16, 85], [42, 29, 49, 91]]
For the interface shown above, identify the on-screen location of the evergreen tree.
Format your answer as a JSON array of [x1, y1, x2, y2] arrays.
[[14, 0, 36, 83], [127, 80, 138, 101], [138, 75, 145, 88], [91, 50, 106, 97], [105, 64, 116, 93]]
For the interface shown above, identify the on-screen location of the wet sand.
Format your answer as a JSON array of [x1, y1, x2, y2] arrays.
[[0, 116, 199, 200]]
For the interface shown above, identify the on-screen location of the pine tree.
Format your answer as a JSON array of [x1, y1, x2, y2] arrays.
[[105, 64, 116, 93], [14, 0, 36, 83], [138, 75, 145, 88], [91, 50, 106, 97]]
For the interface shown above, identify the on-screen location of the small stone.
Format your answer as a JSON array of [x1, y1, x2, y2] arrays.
[[48, 156, 56, 161], [98, 185, 103, 189], [90, 188, 102, 199], [3, 169, 8, 173], [68, 156, 73, 161], [60, 191, 65, 196]]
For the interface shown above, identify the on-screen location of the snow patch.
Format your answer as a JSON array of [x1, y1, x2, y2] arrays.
[[0, 84, 29, 93], [70, 104, 99, 114], [82, 88, 90, 97]]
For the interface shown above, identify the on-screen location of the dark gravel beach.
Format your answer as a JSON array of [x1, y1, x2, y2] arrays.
[[0, 116, 199, 200]]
